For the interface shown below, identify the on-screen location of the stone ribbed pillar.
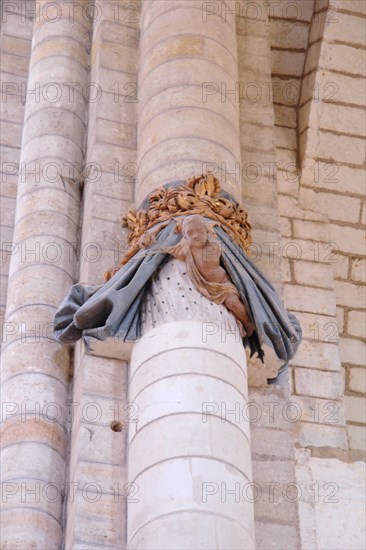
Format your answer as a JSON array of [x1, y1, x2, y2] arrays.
[[136, 0, 241, 203], [0, 2, 91, 548], [128, 2, 255, 548], [128, 322, 255, 549]]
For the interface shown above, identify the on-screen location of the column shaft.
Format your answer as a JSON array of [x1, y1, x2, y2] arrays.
[[0, 2, 91, 548], [136, 0, 241, 203], [128, 322, 255, 549]]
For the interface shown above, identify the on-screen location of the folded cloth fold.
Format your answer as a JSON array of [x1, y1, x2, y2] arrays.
[[54, 219, 301, 366]]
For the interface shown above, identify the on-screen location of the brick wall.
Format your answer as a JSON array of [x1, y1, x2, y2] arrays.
[[298, 0, 366, 452]]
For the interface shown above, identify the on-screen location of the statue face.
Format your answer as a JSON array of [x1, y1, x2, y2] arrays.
[[182, 216, 208, 247]]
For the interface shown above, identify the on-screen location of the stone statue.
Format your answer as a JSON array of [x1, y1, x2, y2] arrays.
[[164, 215, 255, 337], [54, 174, 302, 380]]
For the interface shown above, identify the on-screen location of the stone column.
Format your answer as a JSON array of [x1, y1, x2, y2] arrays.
[[126, 2, 255, 548], [136, 0, 242, 203], [0, 2, 91, 548], [128, 321, 254, 549]]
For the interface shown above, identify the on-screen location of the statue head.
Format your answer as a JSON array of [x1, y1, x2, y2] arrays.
[[181, 215, 208, 248]]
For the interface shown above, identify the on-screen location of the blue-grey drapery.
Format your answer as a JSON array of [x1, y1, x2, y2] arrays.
[[54, 219, 302, 369]]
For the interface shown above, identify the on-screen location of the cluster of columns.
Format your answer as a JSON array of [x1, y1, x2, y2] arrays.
[[1, 2, 91, 548], [1, 1, 256, 548]]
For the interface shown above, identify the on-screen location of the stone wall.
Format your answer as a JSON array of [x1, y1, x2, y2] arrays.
[[1, 1, 365, 548]]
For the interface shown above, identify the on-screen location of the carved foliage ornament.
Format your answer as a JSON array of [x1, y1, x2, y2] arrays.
[[106, 174, 252, 280]]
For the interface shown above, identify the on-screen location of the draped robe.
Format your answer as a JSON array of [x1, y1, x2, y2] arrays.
[[54, 219, 302, 369]]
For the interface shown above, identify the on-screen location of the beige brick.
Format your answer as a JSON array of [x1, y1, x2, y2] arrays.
[[246, 204, 280, 233], [76, 461, 127, 496], [322, 71, 366, 106], [275, 126, 297, 149], [78, 423, 126, 464], [336, 307, 345, 334], [255, 522, 299, 550], [336, 0, 366, 15], [347, 310, 366, 339], [270, 19, 309, 49], [86, 141, 135, 174], [253, 460, 298, 523], [240, 122, 275, 151], [0, 120, 23, 149], [309, 9, 327, 43], [321, 42, 366, 77], [0, 274, 8, 306], [98, 20, 139, 48], [293, 220, 328, 242], [1, 144, 21, 166], [298, 99, 312, 135], [81, 354, 128, 398], [1, 13, 34, 40], [292, 395, 345, 425], [276, 146, 297, 169], [1, 52, 31, 76], [293, 261, 334, 289], [237, 35, 269, 59], [84, 170, 133, 202], [307, 130, 365, 166], [1, 92, 26, 126], [251, 427, 293, 458], [83, 192, 129, 223], [272, 76, 301, 106], [351, 258, 366, 283], [303, 40, 322, 74], [349, 367, 366, 393], [339, 337, 366, 366], [297, 422, 348, 449], [277, 169, 299, 196], [345, 395, 366, 424], [269, 0, 314, 21], [347, 424, 366, 451], [274, 105, 296, 128], [100, 42, 138, 74], [0, 197, 16, 228], [323, 12, 366, 47], [248, 391, 291, 429], [290, 310, 339, 342], [271, 50, 306, 77], [280, 216, 292, 237], [335, 281, 366, 308], [89, 0, 140, 28], [279, 196, 327, 222], [295, 368, 344, 399], [332, 254, 349, 280], [240, 103, 274, 128], [329, 224, 365, 255], [302, 161, 365, 195], [281, 238, 329, 263], [280, 258, 291, 282], [285, 284, 336, 316], [361, 203, 366, 225], [317, 103, 366, 138], [70, 490, 126, 547]]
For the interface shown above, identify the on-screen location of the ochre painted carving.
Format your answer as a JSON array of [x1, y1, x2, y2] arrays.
[[54, 175, 302, 379], [164, 215, 255, 337], [105, 173, 252, 280]]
